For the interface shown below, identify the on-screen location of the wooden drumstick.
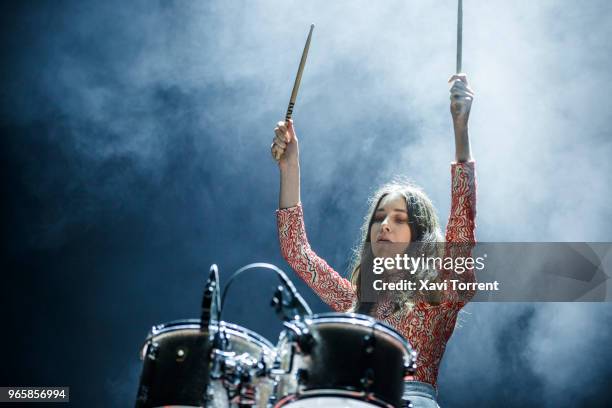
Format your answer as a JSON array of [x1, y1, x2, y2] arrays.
[[286, 24, 314, 122], [275, 24, 315, 160]]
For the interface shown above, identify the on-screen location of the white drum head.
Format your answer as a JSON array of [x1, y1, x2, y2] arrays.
[[281, 397, 380, 407]]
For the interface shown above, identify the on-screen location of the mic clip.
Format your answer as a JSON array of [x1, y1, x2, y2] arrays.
[[271, 285, 298, 321]]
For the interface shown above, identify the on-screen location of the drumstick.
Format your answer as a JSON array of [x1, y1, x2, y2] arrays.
[[286, 24, 315, 122], [456, 0, 462, 73], [275, 24, 315, 160]]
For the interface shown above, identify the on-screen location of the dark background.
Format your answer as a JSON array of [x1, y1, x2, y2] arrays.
[[2, 1, 612, 406]]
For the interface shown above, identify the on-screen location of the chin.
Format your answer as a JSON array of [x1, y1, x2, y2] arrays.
[[371, 242, 410, 258], [372, 243, 395, 258]]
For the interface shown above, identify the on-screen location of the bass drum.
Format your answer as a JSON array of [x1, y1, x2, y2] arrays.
[[135, 319, 276, 407], [274, 313, 416, 408]]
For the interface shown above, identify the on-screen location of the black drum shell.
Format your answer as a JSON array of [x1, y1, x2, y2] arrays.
[[281, 314, 411, 408], [135, 319, 276, 408], [135, 320, 211, 407]]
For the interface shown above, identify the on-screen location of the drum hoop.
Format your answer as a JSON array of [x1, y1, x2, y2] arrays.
[[275, 389, 394, 408], [215, 321, 275, 350], [305, 313, 411, 351], [141, 319, 274, 352]]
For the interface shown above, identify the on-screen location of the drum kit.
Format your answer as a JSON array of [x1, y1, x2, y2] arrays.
[[134, 263, 418, 408]]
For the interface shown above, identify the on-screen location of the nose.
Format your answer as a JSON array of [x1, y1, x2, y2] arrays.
[[381, 216, 391, 232]]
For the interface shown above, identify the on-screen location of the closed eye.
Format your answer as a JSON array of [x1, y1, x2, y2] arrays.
[[372, 215, 408, 224]]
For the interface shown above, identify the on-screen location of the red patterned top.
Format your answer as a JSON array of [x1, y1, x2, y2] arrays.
[[276, 161, 477, 388]]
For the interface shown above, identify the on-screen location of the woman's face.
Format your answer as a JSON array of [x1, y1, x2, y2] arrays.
[[370, 192, 412, 258]]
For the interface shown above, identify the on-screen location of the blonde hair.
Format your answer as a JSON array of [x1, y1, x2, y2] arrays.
[[348, 180, 444, 313]]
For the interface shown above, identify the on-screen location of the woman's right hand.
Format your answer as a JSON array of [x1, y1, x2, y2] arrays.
[[271, 119, 299, 169]]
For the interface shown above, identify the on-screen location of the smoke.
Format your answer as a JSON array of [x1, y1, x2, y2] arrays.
[[1, 0, 611, 406]]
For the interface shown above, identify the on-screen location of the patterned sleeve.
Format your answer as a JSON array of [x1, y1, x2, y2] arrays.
[[276, 204, 357, 312], [441, 161, 477, 306]]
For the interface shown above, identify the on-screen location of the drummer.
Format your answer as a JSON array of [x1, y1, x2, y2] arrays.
[[271, 74, 477, 408]]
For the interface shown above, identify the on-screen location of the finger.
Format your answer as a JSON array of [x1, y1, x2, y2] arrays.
[[450, 85, 474, 96], [451, 82, 475, 97], [277, 121, 287, 133], [271, 144, 282, 161], [273, 138, 288, 154], [449, 73, 468, 83], [273, 135, 287, 149], [448, 73, 469, 85], [450, 90, 474, 100], [272, 143, 286, 156], [286, 119, 296, 142], [450, 87, 474, 98], [450, 89, 474, 98], [450, 81, 467, 93], [274, 127, 289, 143]]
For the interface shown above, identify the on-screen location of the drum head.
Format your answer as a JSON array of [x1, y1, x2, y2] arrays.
[[306, 312, 411, 350], [279, 396, 383, 408], [212, 321, 276, 358]]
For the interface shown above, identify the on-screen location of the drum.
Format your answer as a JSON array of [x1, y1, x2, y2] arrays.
[[135, 319, 276, 407], [273, 313, 416, 408], [208, 321, 277, 407]]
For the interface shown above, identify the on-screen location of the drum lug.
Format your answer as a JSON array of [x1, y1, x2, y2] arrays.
[[211, 349, 232, 380], [282, 321, 316, 355], [296, 330, 315, 355], [204, 385, 216, 403], [360, 368, 375, 389], [363, 334, 376, 354], [296, 368, 309, 385], [146, 342, 160, 361], [404, 350, 418, 376], [239, 367, 252, 386], [270, 344, 296, 376], [175, 347, 187, 362], [255, 355, 268, 377]]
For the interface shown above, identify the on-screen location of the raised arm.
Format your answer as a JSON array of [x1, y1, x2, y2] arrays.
[[276, 204, 356, 312], [447, 73, 476, 242], [271, 120, 357, 312], [442, 74, 477, 305]]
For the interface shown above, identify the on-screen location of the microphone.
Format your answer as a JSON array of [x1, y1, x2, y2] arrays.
[[200, 264, 220, 333], [273, 265, 312, 316]]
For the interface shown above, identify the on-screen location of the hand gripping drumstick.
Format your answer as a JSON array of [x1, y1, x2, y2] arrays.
[[274, 24, 315, 160], [456, 0, 463, 74]]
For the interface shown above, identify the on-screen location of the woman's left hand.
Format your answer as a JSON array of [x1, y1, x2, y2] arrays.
[[448, 73, 474, 130]]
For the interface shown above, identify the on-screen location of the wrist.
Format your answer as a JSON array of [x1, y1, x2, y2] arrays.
[[279, 159, 300, 172], [452, 117, 468, 129], [453, 123, 468, 138]]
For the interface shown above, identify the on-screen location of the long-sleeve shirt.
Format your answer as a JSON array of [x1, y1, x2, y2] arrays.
[[276, 161, 477, 388]]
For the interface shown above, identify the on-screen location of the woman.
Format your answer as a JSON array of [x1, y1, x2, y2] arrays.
[[270, 74, 476, 408]]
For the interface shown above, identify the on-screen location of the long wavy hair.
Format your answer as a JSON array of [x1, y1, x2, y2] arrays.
[[348, 180, 444, 314]]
